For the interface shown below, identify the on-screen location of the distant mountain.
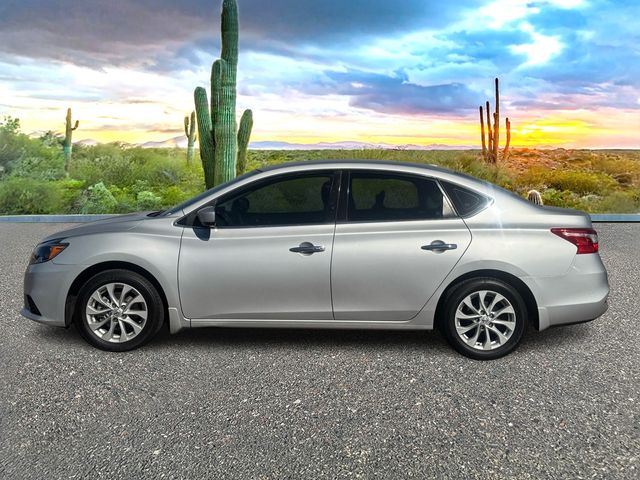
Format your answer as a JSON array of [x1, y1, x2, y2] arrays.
[[57, 135, 478, 150], [138, 138, 477, 150], [140, 136, 188, 149], [76, 138, 99, 146], [248, 140, 476, 150], [23, 130, 560, 150]]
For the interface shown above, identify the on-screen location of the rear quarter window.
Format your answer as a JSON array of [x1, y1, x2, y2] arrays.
[[440, 181, 491, 217]]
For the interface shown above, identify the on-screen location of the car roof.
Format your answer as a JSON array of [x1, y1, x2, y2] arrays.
[[258, 159, 447, 173], [256, 159, 494, 190]]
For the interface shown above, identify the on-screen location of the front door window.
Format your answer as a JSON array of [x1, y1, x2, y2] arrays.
[[214, 173, 338, 228]]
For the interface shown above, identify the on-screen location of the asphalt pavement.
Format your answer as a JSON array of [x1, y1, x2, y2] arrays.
[[0, 223, 638, 479]]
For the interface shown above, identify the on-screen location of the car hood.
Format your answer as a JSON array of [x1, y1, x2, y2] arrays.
[[42, 212, 153, 242]]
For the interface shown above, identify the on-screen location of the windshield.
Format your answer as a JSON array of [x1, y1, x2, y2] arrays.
[[161, 170, 261, 216]]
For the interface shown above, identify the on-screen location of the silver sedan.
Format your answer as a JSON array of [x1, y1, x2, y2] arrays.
[[21, 161, 609, 359]]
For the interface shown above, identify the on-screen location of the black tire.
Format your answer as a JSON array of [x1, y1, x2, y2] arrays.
[[440, 277, 527, 360], [75, 269, 164, 352]]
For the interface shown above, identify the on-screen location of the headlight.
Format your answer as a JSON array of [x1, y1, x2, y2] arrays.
[[29, 239, 69, 265]]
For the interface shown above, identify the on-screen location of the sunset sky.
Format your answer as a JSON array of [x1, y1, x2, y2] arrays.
[[0, 0, 638, 148]]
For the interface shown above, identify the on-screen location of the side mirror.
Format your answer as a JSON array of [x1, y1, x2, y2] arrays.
[[196, 206, 216, 227]]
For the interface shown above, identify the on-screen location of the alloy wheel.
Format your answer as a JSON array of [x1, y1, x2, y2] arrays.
[[85, 282, 148, 343], [454, 290, 517, 351]]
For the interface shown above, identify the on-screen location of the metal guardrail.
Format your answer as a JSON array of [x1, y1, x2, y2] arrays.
[[0, 214, 118, 223], [0, 213, 639, 223], [589, 214, 640, 222]]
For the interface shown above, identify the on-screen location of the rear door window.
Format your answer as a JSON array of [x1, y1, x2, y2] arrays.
[[347, 172, 456, 222]]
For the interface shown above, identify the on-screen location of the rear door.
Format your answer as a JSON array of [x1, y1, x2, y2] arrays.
[[331, 170, 471, 321]]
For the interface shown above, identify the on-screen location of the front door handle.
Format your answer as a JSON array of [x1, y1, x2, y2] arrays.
[[290, 242, 325, 255], [421, 240, 457, 252]]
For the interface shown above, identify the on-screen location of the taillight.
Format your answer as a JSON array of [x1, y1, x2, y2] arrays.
[[551, 228, 599, 254]]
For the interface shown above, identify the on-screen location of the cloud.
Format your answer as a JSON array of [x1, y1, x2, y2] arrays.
[[309, 70, 480, 115], [1, 0, 639, 142], [0, 0, 476, 68]]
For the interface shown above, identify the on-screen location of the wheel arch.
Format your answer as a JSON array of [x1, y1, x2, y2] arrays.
[[65, 261, 169, 327], [434, 269, 540, 330]]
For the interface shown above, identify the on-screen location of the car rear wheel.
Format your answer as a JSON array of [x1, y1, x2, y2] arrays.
[[75, 269, 164, 351], [441, 278, 526, 360]]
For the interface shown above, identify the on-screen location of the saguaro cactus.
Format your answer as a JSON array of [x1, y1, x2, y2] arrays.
[[194, 0, 253, 188], [479, 106, 486, 157], [504, 117, 511, 160], [236, 109, 253, 176], [63, 108, 79, 168], [479, 78, 511, 163], [184, 111, 197, 165], [527, 190, 543, 205]]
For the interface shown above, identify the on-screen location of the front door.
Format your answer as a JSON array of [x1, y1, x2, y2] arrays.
[[178, 171, 339, 320], [331, 170, 472, 321]]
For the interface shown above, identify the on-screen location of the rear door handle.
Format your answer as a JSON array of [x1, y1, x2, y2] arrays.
[[421, 240, 457, 252], [290, 242, 325, 255]]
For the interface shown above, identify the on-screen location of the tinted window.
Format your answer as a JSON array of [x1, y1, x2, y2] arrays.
[[214, 173, 336, 227], [440, 181, 490, 217], [162, 170, 260, 216], [347, 172, 455, 222]]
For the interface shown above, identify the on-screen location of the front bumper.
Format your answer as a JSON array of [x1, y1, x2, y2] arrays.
[[21, 261, 79, 327], [523, 253, 609, 331]]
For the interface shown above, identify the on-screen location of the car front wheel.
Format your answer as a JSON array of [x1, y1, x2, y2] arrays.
[[75, 269, 164, 351], [441, 278, 527, 360]]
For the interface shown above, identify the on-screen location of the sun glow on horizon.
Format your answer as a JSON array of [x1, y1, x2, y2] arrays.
[[10, 104, 640, 149]]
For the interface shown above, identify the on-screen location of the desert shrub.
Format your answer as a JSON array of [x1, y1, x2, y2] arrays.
[[136, 190, 162, 210], [57, 179, 85, 213], [80, 182, 118, 214], [446, 155, 513, 187], [0, 176, 62, 214], [0, 117, 67, 180], [70, 144, 135, 187], [97, 185, 134, 213], [587, 155, 640, 190], [594, 192, 640, 213], [588, 154, 640, 176], [159, 185, 192, 207], [10, 152, 65, 180], [69, 145, 193, 190], [517, 168, 616, 195], [0, 117, 23, 173], [540, 188, 590, 211]]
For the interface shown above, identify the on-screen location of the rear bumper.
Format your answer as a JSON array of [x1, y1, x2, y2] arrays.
[[523, 254, 609, 331], [539, 294, 608, 330]]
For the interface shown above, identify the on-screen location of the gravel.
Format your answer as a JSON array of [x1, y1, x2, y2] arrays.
[[0, 223, 638, 479]]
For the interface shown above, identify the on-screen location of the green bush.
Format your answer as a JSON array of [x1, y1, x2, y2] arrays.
[[58, 179, 85, 213], [159, 185, 191, 207], [10, 153, 65, 181], [593, 191, 640, 213], [0, 117, 66, 180], [69, 145, 190, 189], [136, 190, 162, 210], [540, 189, 590, 211], [0, 177, 62, 214], [517, 168, 616, 195], [80, 182, 118, 214]]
